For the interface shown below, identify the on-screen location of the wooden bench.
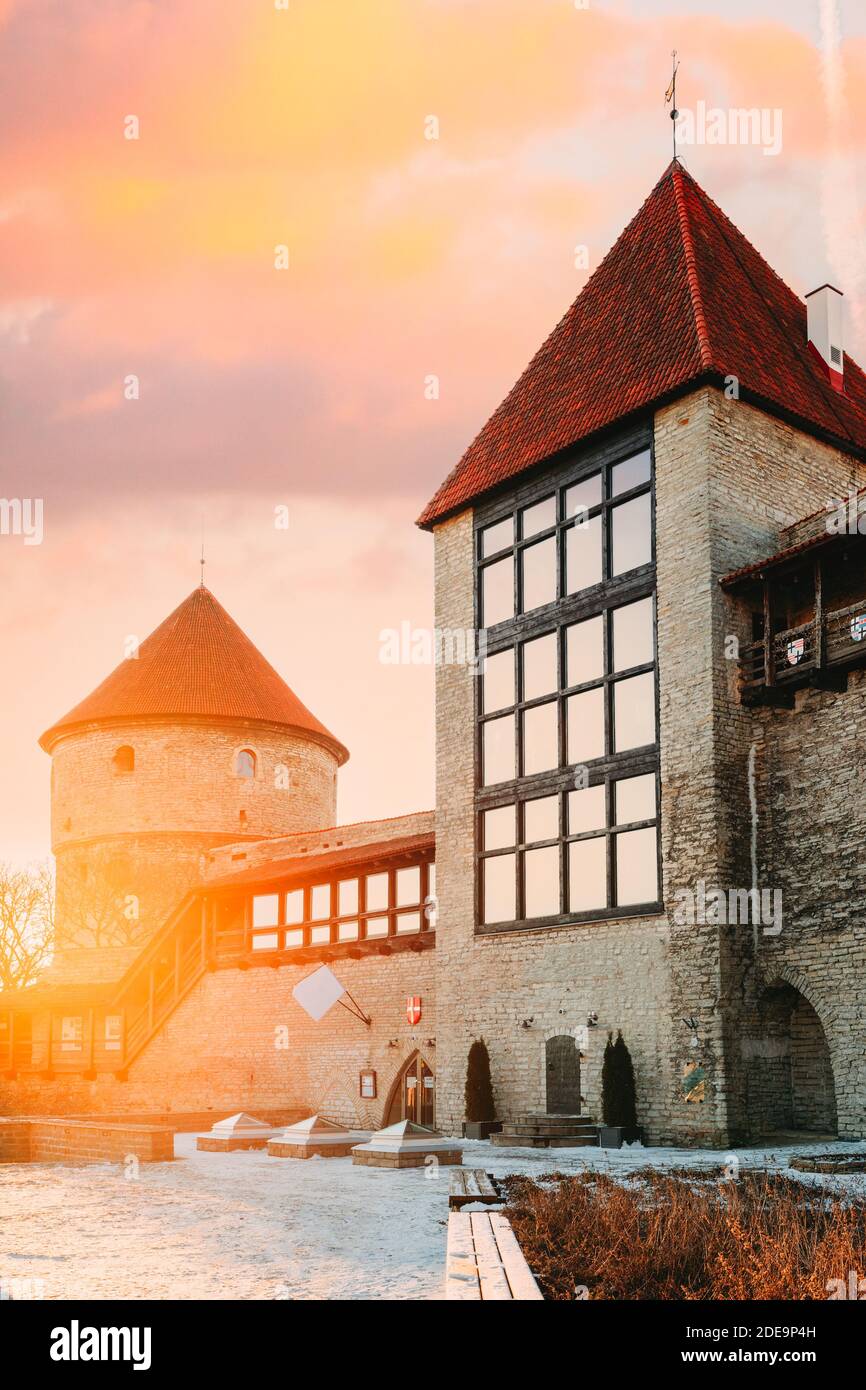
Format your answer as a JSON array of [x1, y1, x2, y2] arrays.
[[445, 1210, 543, 1300], [448, 1167, 501, 1210]]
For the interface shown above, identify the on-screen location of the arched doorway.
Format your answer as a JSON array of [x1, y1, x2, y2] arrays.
[[545, 1035, 581, 1114], [385, 1052, 435, 1127], [745, 983, 837, 1137]]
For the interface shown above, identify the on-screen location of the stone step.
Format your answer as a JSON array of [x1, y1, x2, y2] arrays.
[[511, 1117, 596, 1133], [491, 1131, 599, 1149], [509, 1124, 595, 1137]]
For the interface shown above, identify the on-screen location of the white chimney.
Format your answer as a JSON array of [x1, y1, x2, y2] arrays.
[[805, 283, 844, 391]]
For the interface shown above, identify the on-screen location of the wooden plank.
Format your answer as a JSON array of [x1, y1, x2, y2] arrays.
[[470, 1212, 512, 1301], [445, 1212, 481, 1301], [463, 1170, 481, 1197], [477, 1171, 498, 1199], [490, 1213, 544, 1301]]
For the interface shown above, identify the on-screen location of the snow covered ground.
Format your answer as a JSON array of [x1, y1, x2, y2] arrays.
[[1, 1133, 865, 1300]]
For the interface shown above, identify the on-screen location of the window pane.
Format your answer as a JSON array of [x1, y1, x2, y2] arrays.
[[615, 773, 656, 825], [611, 493, 652, 576], [611, 449, 651, 496], [285, 928, 304, 948], [365, 915, 389, 938], [521, 701, 558, 776], [521, 537, 556, 612], [566, 514, 602, 593], [524, 845, 560, 918], [252, 894, 279, 928], [310, 924, 330, 944], [482, 556, 514, 626], [484, 853, 516, 924], [252, 932, 279, 951], [568, 784, 606, 834], [522, 632, 557, 701], [615, 826, 658, 905], [396, 911, 422, 934], [483, 648, 515, 713], [566, 688, 605, 763], [366, 872, 389, 911], [569, 837, 607, 912], [396, 866, 421, 907], [428, 863, 436, 897], [484, 805, 515, 851], [521, 496, 556, 538], [338, 920, 359, 941], [612, 597, 654, 671], [284, 889, 304, 925], [310, 884, 330, 920], [482, 516, 514, 557], [613, 671, 656, 751], [483, 714, 515, 785], [338, 879, 358, 916], [524, 795, 559, 844], [566, 615, 604, 686], [565, 473, 602, 520]]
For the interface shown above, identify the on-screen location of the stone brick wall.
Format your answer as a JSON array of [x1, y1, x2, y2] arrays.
[[0, 952, 437, 1130], [431, 510, 673, 1140], [205, 810, 435, 880], [0, 1117, 174, 1164], [50, 718, 340, 948], [431, 388, 866, 1146], [678, 387, 866, 1141]]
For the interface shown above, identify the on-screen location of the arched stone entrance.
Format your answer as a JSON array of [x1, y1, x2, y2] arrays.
[[744, 982, 837, 1137], [385, 1051, 435, 1128]]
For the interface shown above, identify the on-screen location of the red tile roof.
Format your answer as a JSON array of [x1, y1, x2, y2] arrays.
[[418, 161, 866, 529], [719, 532, 846, 589], [40, 586, 348, 761]]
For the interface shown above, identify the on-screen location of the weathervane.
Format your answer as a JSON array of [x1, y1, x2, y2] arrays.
[[200, 514, 206, 588], [665, 49, 680, 160]]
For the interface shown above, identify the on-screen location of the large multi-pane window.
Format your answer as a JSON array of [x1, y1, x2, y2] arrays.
[[476, 438, 659, 930], [249, 860, 436, 952]]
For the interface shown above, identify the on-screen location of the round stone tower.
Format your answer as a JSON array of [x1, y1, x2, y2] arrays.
[[40, 586, 348, 951]]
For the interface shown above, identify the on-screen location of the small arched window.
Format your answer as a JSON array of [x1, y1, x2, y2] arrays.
[[113, 745, 135, 774], [235, 748, 256, 780]]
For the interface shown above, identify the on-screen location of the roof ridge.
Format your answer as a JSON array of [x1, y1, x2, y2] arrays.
[[416, 163, 681, 527], [683, 172, 866, 448], [671, 162, 713, 371]]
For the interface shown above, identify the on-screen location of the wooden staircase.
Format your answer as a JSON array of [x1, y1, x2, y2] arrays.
[[111, 896, 210, 1071], [490, 1114, 599, 1149]]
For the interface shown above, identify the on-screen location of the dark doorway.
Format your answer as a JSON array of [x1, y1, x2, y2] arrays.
[[546, 1034, 581, 1114], [386, 1053, 435, 1127], [745, 984, 837, 1138]]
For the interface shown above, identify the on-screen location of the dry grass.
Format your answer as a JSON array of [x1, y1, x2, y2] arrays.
[[501, 1167, 866, 1300]]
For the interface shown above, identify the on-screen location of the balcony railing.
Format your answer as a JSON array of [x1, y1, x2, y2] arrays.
[[739, 600, 866, 702]]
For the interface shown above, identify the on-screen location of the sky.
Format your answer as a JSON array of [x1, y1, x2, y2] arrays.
[[0, 0, 864, 864]]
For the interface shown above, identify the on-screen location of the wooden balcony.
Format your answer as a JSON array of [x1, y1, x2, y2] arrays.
[[739, 600, 866, 705]]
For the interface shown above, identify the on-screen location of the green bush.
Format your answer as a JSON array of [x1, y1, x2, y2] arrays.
[[601, 1030, 637, 1128], [464, 1038, 495, 1122]]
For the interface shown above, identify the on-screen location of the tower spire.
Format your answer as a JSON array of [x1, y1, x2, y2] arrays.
[[200, 515, 205, 588], [665, 49, 680, 161]]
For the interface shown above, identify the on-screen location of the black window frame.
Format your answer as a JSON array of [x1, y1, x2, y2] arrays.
[[474, 426, 662, 934]]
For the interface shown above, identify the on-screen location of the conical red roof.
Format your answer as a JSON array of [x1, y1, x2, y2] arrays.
[[418, 160, 866, 528], [40, 586, 348, 761]]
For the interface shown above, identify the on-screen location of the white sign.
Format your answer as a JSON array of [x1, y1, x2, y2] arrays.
[[292, 965, 346, 1022]]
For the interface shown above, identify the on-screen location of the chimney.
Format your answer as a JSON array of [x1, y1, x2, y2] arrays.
[[805, 283, 844, 392]]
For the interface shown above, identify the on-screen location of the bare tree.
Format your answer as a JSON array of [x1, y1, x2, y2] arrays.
[[0, 861, 55, 991], [58, 849, 148, 948]]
